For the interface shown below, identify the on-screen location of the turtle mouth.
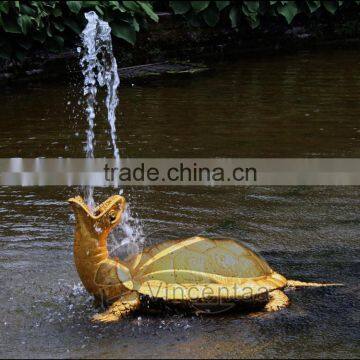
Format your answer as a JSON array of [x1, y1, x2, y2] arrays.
[[68, 195, 126, 220]]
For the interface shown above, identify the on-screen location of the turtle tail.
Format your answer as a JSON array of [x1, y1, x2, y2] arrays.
[[287, 280, 343, 288]]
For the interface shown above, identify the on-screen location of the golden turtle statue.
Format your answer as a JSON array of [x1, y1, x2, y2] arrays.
[[69, 195, 340, 323]]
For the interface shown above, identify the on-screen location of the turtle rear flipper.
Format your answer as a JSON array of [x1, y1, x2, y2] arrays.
[[265, 290, 290, 312]]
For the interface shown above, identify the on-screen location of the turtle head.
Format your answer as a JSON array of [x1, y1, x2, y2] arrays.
[[68, 195, 126, 242]]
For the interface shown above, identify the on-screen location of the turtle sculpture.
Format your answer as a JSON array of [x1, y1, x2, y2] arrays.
[[69, 195, 340, 323]]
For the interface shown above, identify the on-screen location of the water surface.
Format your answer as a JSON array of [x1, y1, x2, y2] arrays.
[[0, 49, 359, 358]]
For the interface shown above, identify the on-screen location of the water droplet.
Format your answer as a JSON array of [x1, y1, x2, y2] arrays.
[[78, 11, 144, 248]]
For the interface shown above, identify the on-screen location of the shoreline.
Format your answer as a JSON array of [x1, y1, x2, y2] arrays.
[[1, 13, 360, 87]]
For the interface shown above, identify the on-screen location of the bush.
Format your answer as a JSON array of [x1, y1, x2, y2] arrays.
[[0, 1, 158, 62], [1, 0, 360, 63], [167, 1, 360, 29]]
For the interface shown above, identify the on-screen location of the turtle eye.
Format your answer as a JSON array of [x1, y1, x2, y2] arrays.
[[108, 210, 117, 223]]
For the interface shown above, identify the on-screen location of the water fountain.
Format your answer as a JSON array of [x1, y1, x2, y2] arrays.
[[79, 11, 144, 254]]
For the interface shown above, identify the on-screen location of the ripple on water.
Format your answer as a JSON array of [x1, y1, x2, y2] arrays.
[[1, 49, 360, 357]]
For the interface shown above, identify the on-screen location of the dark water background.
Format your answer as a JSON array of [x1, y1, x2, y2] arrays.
[[0, 49, 359, 358]]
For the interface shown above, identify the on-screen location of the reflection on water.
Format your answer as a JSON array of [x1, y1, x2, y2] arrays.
[[0, 49, 359, 358]]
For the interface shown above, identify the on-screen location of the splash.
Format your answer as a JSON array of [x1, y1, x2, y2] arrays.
[[79, 11, 144, 253]]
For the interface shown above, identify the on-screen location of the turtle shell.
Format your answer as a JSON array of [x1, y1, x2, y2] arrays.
[[121, 236, 287, 301]]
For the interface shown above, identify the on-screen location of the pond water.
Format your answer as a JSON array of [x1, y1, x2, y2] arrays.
[[0, 49, 359, 358]]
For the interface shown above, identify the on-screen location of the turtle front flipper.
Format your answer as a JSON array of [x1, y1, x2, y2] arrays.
[[264, 290, 290, 312], [92, 292, 141, 323]]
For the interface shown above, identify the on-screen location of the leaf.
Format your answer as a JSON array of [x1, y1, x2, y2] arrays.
[[111, 22, 136, 45], [138, 2, 159, 22], [42, 1, 55, 9], [109, 1, 126, 12], [20, 4, 36, 16], [191, 1, 210, 13], [322, 0, 338, 14], [132, 17, 139, 32], [33, 14, 43, 28], [248, 14, 260, 28], [306, 0, 321, 13], [52, 7, 62, 17], [215, 1, 230, 11], [2, 17, 21, 33], [95, 5, 104, 15], [123, 1, 140, 12], [169, 0, 191, 14], [242, 3, 252, 16], [244, 1, 259, 13], [64, 18, 82, 34], [67, 1, 82, 14], [53, 20, 65, 32], [229, 5, 239, 28], [202, 5, 219, 27], [53, 35, 64, 48], [81, 1, 100, 8], [0, 2, 9, 14], [277, 1, 299, 24], [17, 14, 32, 35], [242, 2, 260, 28], [46, 23, 52, 37]]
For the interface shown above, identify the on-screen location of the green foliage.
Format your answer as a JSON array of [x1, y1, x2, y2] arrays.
[[1, 0, 359, 63], [168, 0, 359, 29], [0, 0, 158, 62]]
